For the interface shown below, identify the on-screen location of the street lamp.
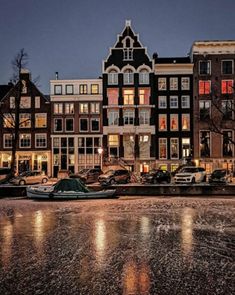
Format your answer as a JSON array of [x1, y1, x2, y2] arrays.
[[98, 147, 103, 170]]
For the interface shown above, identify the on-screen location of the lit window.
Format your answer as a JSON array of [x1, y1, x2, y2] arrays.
[[108, 70, 118, 85], [79, 103, 89, 114], [107, 88, 119, 105], [159, 114, 167, 131], [3, 134, 13, 148], [181, 77, 190, 90], [170, 114, 178, 131], [90, 103, 100, 113], [158, 96, 167, 109], [35, 97, 40, 108], [199, 61, 211, 75], [108, 111, 119, 126], [159, 138, 167, 159], [80, 118, 88, 131], [20, 97, 31, 108], [91, 84, 99, 94], [79, 84, 87, 94], [54, 85, 62, 95], [108, 135, 119, 146], [170, 96, 178, 108], [54, 103, 63, 114], [123, 69, 134, 84], [221, 80, 233, 94], [170, 138, 179, 159], [139, 110, 150, 125], [139, 88, 150, 105], [123, 89, 134, 105], [199, 101, 211, 120], [19, 134, 31, 148], [65, 103, 74, 114], [222, 60, 233, 75], [66, 85, 73, 95], [19, 113, 31, 128], [54, 118, 63, 132], [200, 131, 210, 157], [35, 134, 47, 148], [65, 118, 74, 132], [158, 78, 167, 90], [181, 96, 190, 108], [182, 114, 190, 131], [3, 114, 15, 128], [139, 70, 149, 84], [199, 80, 211, 94], [182, 138, 190, 157], [35, 113, 47, 128], [170, 77, 178, 90]]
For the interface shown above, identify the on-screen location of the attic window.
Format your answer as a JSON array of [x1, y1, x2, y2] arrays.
[[123, 49, 133, 61], [123, 37, 134, 49]]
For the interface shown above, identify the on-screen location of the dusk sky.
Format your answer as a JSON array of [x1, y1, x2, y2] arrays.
[[0, 0, 235, 93]]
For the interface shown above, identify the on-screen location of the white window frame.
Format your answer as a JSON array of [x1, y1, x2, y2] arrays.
[[181, 77, 190, 90], [19, 134, 31, 148], [108, 111, 119, 126], [170, 77, 178, 90], [159, 138, 167, 160], [170, 96, 178, 108], [158, 78, 167, 90], [139, 71, 149, 84], [3, 134, 13, 148], [159, 114, 167, 131], [35, 133, 47, 148], [158, 96, 167, 109], [181, 96, 190, 108], [170, 138, 179, 160], [65, 103, 74, 114], [199, 60, 211, 75], [108, 71, 118, 85], [123, 71, 134, 85], [90, 102, 100, 114], [181, 114, 190, 131], [91, 118, 100, 132], [170, 114, 179, 131], [54, 103, 63, 114], [79, 103, 89, 114], [65, 118, 74, 132], [123, 110, 135, 125], [139, 109, 150, 125], [54, 118, 63, 133], [79, 118, 89, 132]]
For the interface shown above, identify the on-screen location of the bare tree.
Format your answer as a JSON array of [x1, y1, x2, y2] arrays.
[[0, 49, 28, 177]]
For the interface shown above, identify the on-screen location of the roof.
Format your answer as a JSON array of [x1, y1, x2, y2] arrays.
[[0, 84, 13, 100], [154, 57, 191, 64]]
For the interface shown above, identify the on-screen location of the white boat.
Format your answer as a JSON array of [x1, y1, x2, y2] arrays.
[[26, 178, 116, 199]]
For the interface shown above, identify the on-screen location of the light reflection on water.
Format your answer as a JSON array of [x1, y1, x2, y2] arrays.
[[181, 207, 195, 257], [94, 218, 106, 267], [1, 221, 13, 269]]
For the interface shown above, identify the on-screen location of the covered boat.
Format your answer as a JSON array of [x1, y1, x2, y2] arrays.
[[26, 178, 116, 199]]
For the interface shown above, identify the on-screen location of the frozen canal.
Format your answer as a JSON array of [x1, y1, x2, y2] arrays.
[[0, 197, 234, 295]]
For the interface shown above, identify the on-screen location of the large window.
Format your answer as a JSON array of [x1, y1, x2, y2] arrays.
[[222, 100, 233, 120], [170, 96, 178, 108], [139, 109, 150, 125], [35, 113, 47, 128], [19, 113, 31, 128], [91, 84, 99, 94], [200, 131, 210, 157], [139, 70, 149, 84], [54, 103, 63, 114], [159, 114, 167, 131], [123, 89, 134, 105], [79, 84, 87, 94], [65, 118, 74, 132], [181, 77, 190, 90], [66, 85, 74, 95], [182, 114, 190, 131], [223, 131, 233, 157], [222, 60, 233, 75], [199, 80, 211, 94], [19, 134, 31, 148], [91, 118, 100, 131], [199, 101, 210, 120], [199, 61, 211, 75], [80, 118, 88, 132], [108, 70, 118, 85], [35, 134, 47, 148], [221, 80, 234, 94], [123, 69, 134, 85], [91, 103, 100, 114], [181, 96, 190, 108], [3, 134, 13, 148], [123, 110, 134, 125], [79, 103, 89, 114], [170, 138, 179, 159], [170, 114, 178, 131], [107, 88, 119, 105], [170, 77, 178, 90], [54, 118, 63, 132], [139, 88, 150, 105], [65, 103, 74, 114], [158, 78, 167, 90], [159, 138, 167, 159], [54, 85, 62, 95]]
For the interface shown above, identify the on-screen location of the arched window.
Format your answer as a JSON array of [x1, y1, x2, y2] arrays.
[[123, 69, 134, 85], [139, 69, 149, 84], [108, 69, 118, 85]]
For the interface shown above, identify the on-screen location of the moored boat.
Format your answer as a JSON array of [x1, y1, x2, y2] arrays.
[[26, 178, 116, 199]]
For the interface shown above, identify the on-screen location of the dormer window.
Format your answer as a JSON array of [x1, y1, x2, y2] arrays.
[[123, 49, 133, 61], [108, 70, 118, 85], [123, 69, 134, 85]]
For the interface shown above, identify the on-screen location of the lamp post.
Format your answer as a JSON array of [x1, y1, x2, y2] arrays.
[[98, 147, 103, 170]]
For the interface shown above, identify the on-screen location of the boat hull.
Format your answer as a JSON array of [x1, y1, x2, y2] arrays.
[[26, 187, 117, 200]]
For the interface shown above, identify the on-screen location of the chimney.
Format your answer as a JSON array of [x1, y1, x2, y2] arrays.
[[20, 68, 31, 80], [55, 72, 59, 80]]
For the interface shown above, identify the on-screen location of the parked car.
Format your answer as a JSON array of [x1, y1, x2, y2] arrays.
[[174, 166, 206, 184], [10, 171, 48, 185], [209, 169, 232, 184], [141, 169, 171, 184], [98, 169, 130, 185], [70, 168, 103, 184], [0, 167, 11, 184]]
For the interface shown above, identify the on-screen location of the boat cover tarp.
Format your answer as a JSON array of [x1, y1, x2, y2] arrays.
[[53, 178, 90, 193]]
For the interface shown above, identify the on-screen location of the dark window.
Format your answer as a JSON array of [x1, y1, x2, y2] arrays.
[[54, 119, 62, 132], [223, 131, 233, 157], [66, 119, 74, 132], [222, 101, 233, 120], [199, 101, 210, 120], [199, 61, 211, 75], [200, 131, 210, 157], [91, 119, 99, 131], [80, 119, 88, 131], [222, 60, 233, 75]]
